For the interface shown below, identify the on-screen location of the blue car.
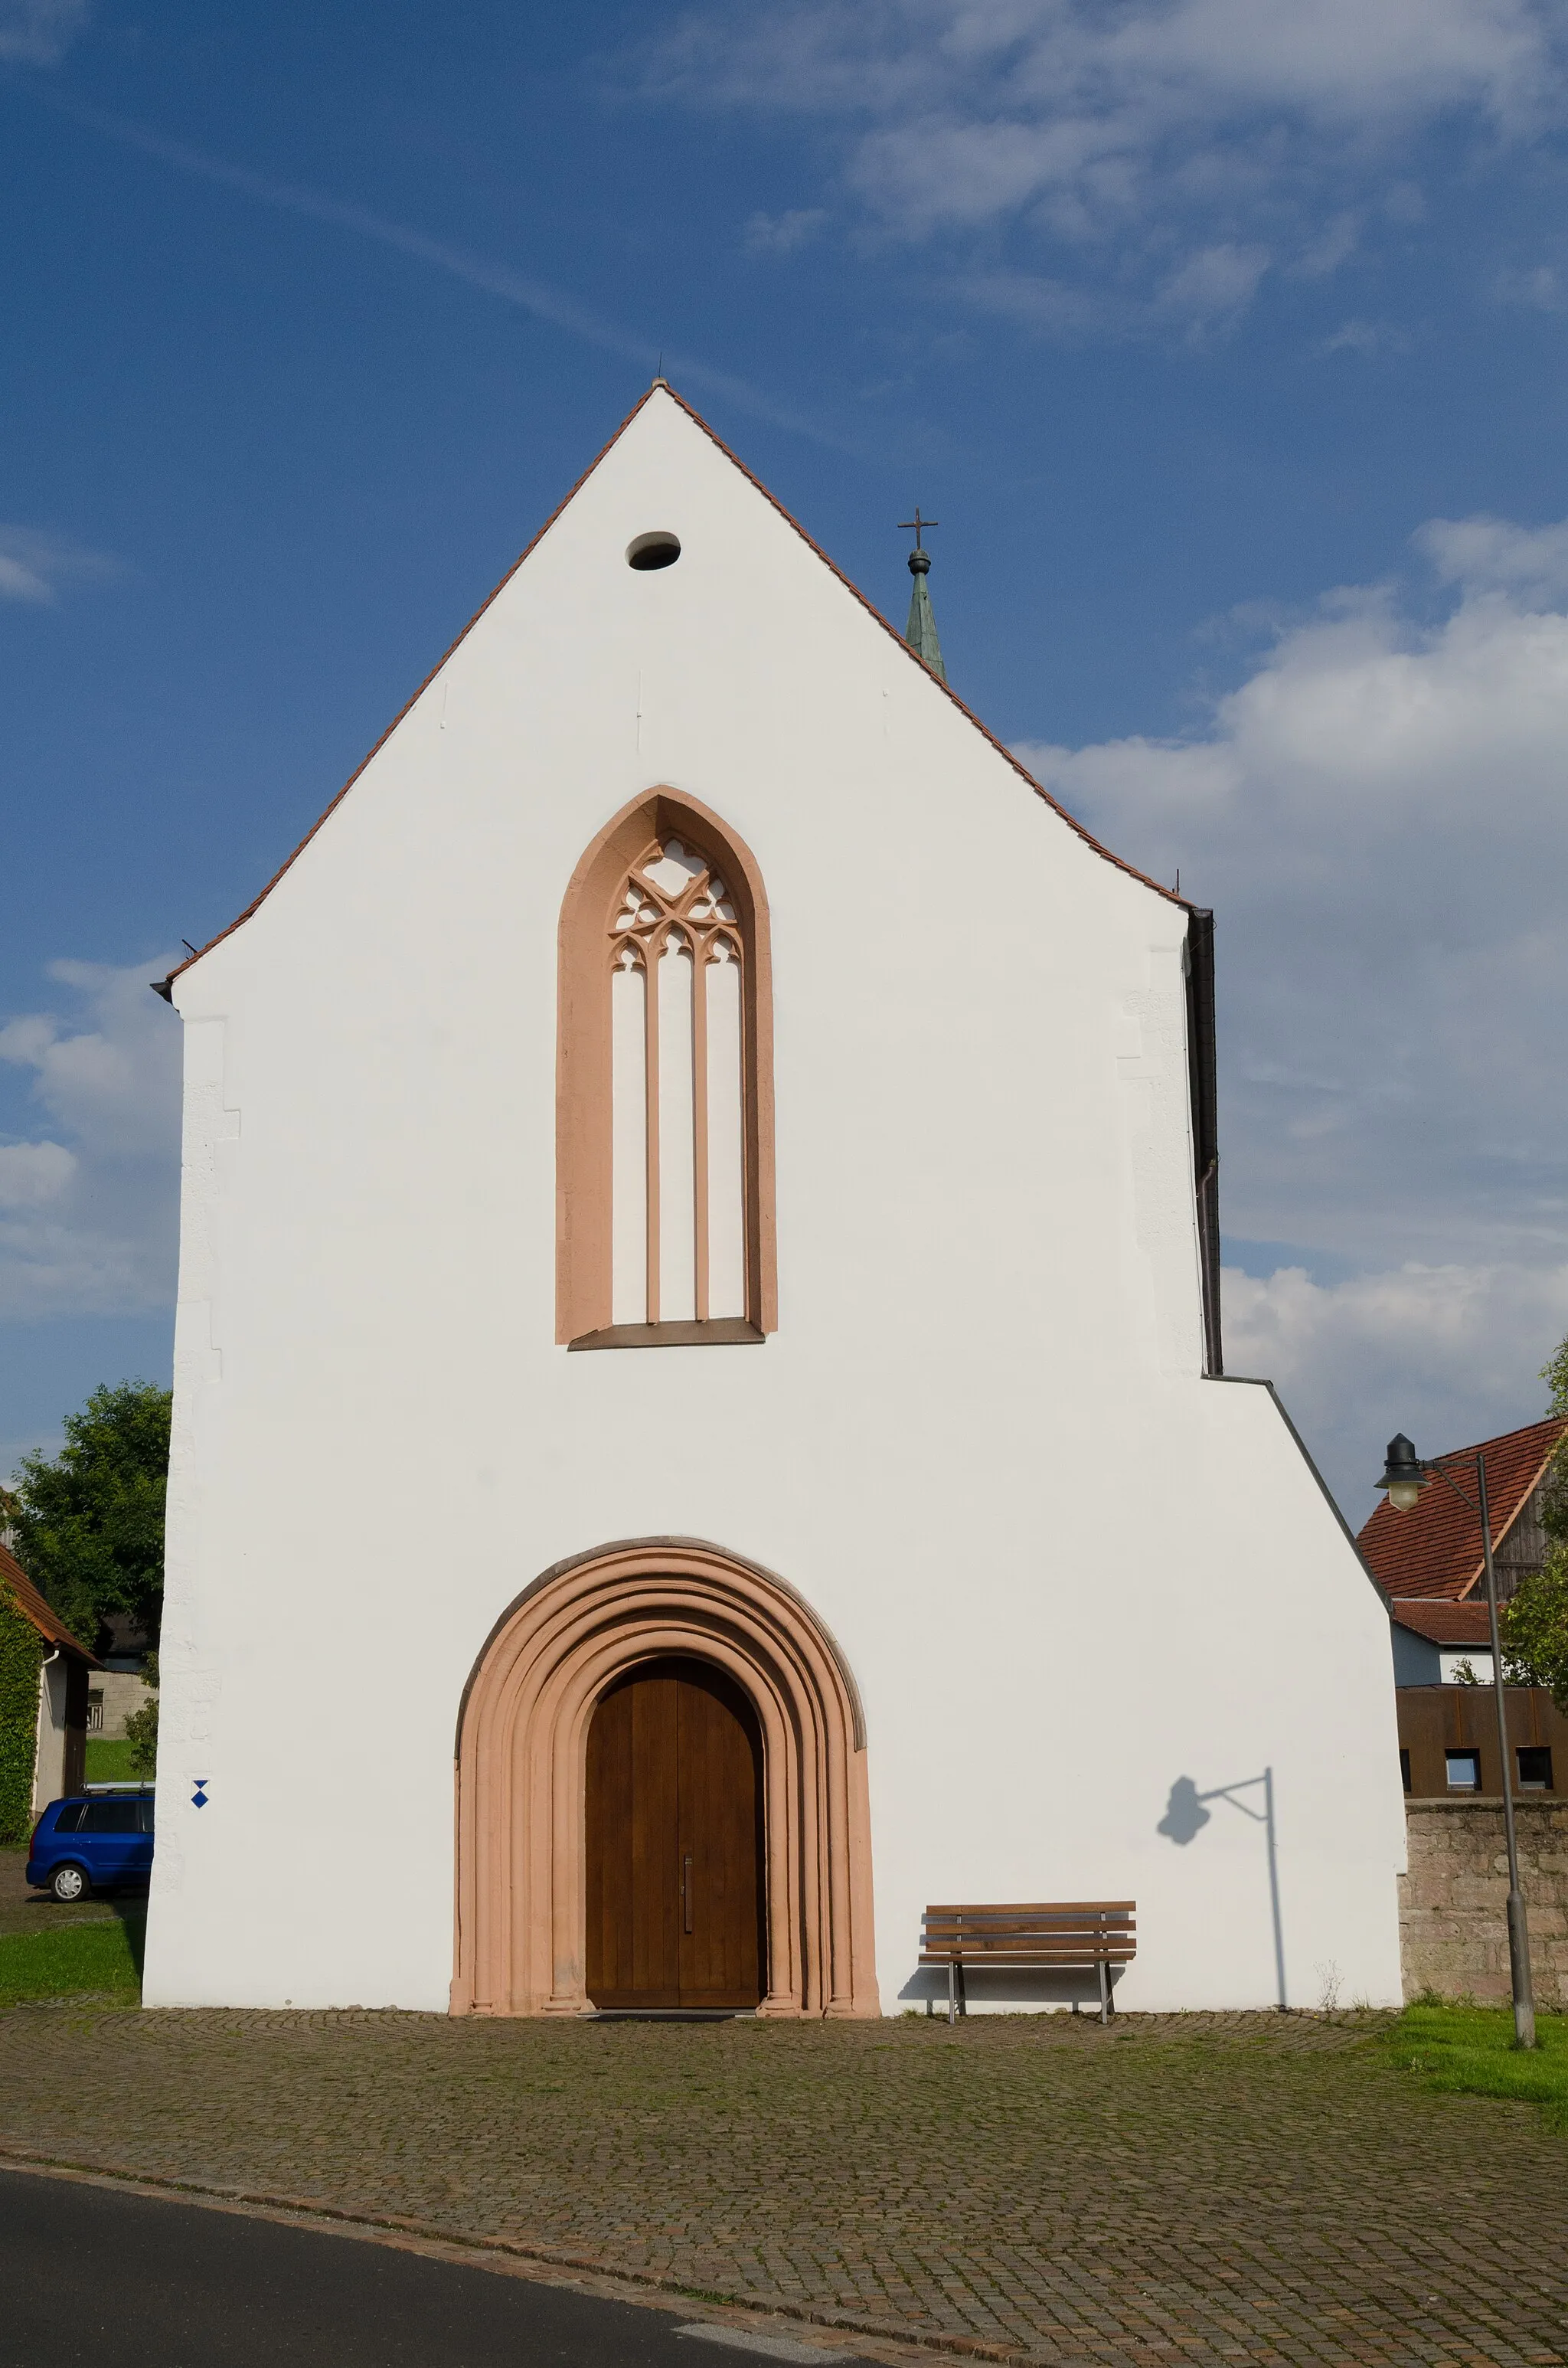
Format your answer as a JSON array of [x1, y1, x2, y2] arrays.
[[27, 1791, 155, 1902]]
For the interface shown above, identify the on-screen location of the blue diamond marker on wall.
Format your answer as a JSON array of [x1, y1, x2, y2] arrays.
[[192, 1780, 209, 1809]]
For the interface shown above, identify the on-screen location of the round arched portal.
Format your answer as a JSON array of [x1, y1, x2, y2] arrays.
[[452, 1540, 878, 2018]]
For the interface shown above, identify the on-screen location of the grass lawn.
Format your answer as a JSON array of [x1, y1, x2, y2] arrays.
[[1383, 2000, 1568, 2131], [83, 1738, 147, 1784], [0, 1916, 142, 2008]]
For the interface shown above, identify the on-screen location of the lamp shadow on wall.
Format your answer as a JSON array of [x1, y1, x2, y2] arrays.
[[1158, 1767, 1288, 2010]]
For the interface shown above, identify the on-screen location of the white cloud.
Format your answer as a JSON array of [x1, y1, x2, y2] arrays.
[[1159, 240, 1271, 322], [1321, 317, 1406, 355], [0, 525, 119, 606], [0, 1142, 77, 1209], [0, 959, 181, 1319], [1011, 512, 1568, 1509], [1224, 1261, 1568, 1525], [642, 0, 1566, 333], [0, 0, 87, 64], [1415, 512, 1568, 597], [744, 206, 830, 254], [955, 267, 1109, 336], [1493, 260, 1565, 311]]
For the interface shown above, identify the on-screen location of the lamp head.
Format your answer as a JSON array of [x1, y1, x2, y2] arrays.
[[1376, 1432, 1426, 1513]]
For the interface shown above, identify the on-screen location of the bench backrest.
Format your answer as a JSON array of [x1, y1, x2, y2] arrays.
[[920, 1902, 1136, 1963]]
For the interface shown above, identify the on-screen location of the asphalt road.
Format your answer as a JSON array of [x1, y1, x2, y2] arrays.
[[0, 2170, 858, 2368]]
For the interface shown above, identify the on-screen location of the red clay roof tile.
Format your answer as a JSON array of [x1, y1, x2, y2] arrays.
[[0, 1540, 100, 1663], [1357, 1416, 1566, 1601], [1389, 1599, 1494, 1645]]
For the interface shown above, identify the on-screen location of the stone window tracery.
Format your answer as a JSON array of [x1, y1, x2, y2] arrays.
[[609, 837, 746, 1326], [557, 790, 776, 1347]]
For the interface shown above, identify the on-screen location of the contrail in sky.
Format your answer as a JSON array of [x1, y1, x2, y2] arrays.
[[30, 92, 840, 446]]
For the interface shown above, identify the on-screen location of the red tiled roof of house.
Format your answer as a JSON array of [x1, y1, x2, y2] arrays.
[[0, 1540, 99, 1663], [1357, 1416, 1567, 1601], [1390, 1600, 1494, 1646]]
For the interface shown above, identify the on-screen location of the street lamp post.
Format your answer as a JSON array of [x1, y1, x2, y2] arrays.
[[1376, 1434, 1537, 2049]]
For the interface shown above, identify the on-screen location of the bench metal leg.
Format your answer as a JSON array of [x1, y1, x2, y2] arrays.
[[1098, 1960, 1111, 2025], [948, 1958, 956, 2026]]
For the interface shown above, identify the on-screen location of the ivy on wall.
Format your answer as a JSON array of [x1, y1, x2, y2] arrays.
[[0, 1583, 45, 1844]]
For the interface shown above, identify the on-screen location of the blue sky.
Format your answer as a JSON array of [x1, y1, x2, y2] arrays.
[[5, 0, 1568, 1518]]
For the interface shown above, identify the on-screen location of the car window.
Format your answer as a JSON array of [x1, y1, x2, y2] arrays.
[[136, 1798, 155, 1833], [81, 1801, 139, 1833], [52, 1802, 87, 1833]]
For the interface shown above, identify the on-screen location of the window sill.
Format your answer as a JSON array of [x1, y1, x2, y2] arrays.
[[568, 1320, 766, 1352]]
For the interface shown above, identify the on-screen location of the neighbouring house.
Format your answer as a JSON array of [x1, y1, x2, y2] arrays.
[[87, 1614, 156, 1742], [141, 381, 1406, 2018], [1387, 1599, 1564, 1801], [0, 1539, 99, 1816], [1389, 1599, 1498, 1687], [1359, 1420, 1568, 1806], [1394, 1671, 1563, 1800], [1359, 1415, 1567, 1608]]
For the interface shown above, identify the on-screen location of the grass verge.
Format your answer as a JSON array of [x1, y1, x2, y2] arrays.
[[1381, 2000, 1568, 2131], [0, 1918, 142, 2008]]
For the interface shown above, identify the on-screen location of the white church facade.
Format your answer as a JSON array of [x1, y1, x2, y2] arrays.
[[142, 384, 1406, 2016]]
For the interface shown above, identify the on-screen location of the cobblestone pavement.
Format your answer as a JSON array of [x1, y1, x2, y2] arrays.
[[0, 2004, 1563, 2368]]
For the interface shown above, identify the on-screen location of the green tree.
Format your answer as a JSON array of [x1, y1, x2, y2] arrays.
[[1542, 1330, 1568, 1543], [123, 1651, 159, 1777], [1501, 1559, 1568, 1712], [9, 1382, 172, 1656]]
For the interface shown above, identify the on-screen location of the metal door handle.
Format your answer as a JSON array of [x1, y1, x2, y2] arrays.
[[683, 1853, 694, 1933]]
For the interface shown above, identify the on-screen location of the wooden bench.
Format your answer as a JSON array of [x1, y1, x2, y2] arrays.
[[920, 1902, 1136, 2025]]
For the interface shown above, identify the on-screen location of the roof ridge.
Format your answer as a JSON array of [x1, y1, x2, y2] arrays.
[[659, 382, 1189, 914], [1426, 1412, 1566, 1465], [156, 379, 1191, 999]]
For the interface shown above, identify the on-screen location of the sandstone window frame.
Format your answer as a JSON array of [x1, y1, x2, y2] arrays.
[[557, 789, 777, 1349]]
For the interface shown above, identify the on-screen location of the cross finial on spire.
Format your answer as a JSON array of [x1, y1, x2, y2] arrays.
[[898, 509, 946, 681]]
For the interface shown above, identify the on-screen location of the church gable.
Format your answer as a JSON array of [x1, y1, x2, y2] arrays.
[[158, 383, 1183, 1006], [159, 382, 1219, 1388]]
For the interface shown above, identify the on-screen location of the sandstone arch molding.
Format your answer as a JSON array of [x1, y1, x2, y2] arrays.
[[452, 1541, 878, 2017]]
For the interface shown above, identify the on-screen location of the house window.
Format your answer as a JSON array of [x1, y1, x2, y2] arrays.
[[1446, 1749, 1481, 1791], [1517, 1745, 1553, 1791], [557, 792, 776, 1346], [1400, 1748, 1412, 1794]]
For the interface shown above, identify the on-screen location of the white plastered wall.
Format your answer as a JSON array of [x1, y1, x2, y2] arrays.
[[32, 1654, 68, 1813], [143, 390, 1406, 2014]]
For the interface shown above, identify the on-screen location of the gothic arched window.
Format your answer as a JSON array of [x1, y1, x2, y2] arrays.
[[557, 793, 776, 1348]]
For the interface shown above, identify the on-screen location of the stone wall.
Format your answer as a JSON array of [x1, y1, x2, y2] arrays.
[[1400, 1797, 1568, 2007], [88, 1670, 153, 1740]]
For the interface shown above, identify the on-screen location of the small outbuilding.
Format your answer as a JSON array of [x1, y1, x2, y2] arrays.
[[0, 1539, 99, 1829]]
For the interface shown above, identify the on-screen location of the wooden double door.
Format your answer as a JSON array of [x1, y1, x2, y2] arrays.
[[585, 1657, 766, 2010]]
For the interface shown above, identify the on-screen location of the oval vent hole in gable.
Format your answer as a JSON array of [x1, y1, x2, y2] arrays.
[[626, 531, 681, 571]]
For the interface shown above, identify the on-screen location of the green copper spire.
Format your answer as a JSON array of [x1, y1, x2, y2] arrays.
[[899, 509, 946, 682]]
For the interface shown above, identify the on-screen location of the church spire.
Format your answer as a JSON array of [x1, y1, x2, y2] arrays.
[[899, 509, 946, 682]]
